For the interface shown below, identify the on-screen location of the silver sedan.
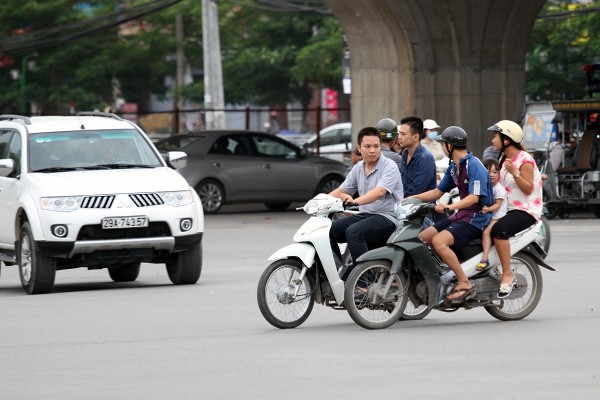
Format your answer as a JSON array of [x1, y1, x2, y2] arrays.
[[155, 130, 348, 213]]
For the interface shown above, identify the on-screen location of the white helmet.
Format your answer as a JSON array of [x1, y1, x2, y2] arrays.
[[487, 120, 523, 144], [423, 119, 440, 130]]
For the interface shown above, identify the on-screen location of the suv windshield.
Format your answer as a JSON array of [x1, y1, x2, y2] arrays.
[[28, 129, 163, 172]]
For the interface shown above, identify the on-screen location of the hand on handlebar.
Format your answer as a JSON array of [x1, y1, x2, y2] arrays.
[[434, 203, 452, 214]]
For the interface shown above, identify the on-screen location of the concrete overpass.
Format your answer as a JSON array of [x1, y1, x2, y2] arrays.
[[326, 0, 546, 155]]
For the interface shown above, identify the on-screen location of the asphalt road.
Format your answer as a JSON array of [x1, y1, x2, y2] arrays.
[[0, 205, 599, 400]]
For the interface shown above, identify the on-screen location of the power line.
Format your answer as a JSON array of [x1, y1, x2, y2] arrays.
[[538, 4, 600, 19], [224, 0, 332, 15], [0, 0, 183, 55]]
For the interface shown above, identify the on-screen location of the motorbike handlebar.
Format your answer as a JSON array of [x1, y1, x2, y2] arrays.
[[427, 203, 451, 215], [344, 202, 360, 211]]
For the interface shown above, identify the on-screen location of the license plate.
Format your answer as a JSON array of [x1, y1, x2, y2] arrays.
[[101, 216, 148, 229]]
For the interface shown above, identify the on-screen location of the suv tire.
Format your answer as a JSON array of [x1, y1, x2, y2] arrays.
[[108, 263, 141, 282], [18, 222, 56, 295], [166, 242, 202, 284]]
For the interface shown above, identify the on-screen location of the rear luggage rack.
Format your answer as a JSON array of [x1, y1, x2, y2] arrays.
[[76, 111, 124, 121], [0, 114, 31, 125]]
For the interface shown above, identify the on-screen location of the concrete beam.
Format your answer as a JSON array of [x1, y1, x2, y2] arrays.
[[326, 0, 545, 156]]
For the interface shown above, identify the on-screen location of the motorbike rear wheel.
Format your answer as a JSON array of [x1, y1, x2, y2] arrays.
[[257, 259, 315, 329], [485, 252, 543, 321], [401, 299, 432, 320], [345, 260, 408, 330]]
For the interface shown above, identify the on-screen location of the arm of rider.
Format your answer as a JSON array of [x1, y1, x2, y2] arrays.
[[354, 186, 388, 206], [410, 188, 443, 203], [444, 193, 479, 213], [483, 198, 503, 214], [505, 159, 534, 195], [329, 186, 347, 199]]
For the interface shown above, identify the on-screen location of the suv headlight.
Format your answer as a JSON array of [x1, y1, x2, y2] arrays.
[[159, 190, 193, 207], [40, 196, 82, 212]]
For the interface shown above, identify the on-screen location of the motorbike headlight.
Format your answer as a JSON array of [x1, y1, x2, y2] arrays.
[[159, 190, 193, 207], [303, 199, 320, 214], [40, 196, 82, 212]]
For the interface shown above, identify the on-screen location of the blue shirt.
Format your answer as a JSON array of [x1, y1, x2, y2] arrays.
[[342, 155, 404, 223], [437, 152, 494, 230], [400, 144, 437, 197]]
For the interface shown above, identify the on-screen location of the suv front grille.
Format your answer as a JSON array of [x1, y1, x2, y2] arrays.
[[81, 195, 114, 209], [129, 193, 164, 207], [80, 193, 164, 209], [77, 222, 172, 240]]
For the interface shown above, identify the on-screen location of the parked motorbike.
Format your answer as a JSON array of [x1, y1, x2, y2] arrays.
[[257, 194, 358, 329], [344, 199, 555, 330]]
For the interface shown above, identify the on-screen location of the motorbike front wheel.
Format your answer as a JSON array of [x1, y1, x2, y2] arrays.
[[484, 252, 543, 321], [345, 260, 408, 330], [257, 259, 315, 329]]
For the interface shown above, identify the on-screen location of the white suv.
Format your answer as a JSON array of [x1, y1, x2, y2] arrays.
[[0, 113, 204, 294]]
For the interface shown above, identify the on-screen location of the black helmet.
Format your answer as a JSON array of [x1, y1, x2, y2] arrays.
[[376, 118, 398, 139], [440, 126, 468, 146]]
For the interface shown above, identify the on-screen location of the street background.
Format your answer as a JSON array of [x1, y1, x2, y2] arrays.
[[0, 206, 599, 399]]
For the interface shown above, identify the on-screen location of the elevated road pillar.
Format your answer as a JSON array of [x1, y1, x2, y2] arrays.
[[327, 0, 545, 155]]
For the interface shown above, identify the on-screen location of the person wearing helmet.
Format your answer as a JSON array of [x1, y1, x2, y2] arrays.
[[488, 120, 543, 298], [375, 117, 403, 170], [350, 118, 403, 166], [421, 119, 445, 161], [411, 125, 494, 301], [396, 116, 437, 197], [329, 126, 404, 280]]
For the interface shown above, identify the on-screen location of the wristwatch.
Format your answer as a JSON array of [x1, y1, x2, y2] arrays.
[[514, 172, 520, 179]]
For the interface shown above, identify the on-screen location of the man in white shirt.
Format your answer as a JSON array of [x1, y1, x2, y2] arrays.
[[421, 119, 445, 161]]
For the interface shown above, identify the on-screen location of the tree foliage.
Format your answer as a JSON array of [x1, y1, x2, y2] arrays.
[[526, 0, 600, 100], [0, 0, 343, 115]]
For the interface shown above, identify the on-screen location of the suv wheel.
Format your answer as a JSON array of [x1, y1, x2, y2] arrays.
[[18, 222, 56, 295], [166, 242, 202, 284], [108, 263, 141, 282]]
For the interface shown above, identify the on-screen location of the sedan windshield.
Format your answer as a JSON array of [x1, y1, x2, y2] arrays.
[[29, 129, 163, 172]]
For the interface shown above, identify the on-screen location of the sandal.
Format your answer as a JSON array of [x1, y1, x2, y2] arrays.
[[476, 259, 489, 271], [497, 277, 517, 299], [446, 286, 475, 302]]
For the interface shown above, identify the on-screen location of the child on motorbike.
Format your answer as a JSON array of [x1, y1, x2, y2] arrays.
[[410, 126, 494, 301], [476, 158, 507, 270]]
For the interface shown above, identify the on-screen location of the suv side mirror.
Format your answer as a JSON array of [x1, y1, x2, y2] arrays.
[[0, 158, 15, 177], [166, 151, 187, 170]]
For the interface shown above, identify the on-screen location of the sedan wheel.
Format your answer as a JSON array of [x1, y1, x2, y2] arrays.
[[316, 175, 343, 194], [196, 179, 225, 214]]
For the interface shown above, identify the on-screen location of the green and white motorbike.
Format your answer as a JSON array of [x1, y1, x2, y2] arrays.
[[344, 199, 555, 330]]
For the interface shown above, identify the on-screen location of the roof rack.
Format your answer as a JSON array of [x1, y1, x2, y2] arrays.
[[76, 111, 124, 121], [0, 114, 31, 125]]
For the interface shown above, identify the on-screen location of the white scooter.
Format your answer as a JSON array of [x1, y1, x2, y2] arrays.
[[257, 193, 357, 329]]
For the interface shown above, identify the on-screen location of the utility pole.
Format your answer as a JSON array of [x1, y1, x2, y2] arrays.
[[202, 0, 225, 129], [175, 13, 186, 133]]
